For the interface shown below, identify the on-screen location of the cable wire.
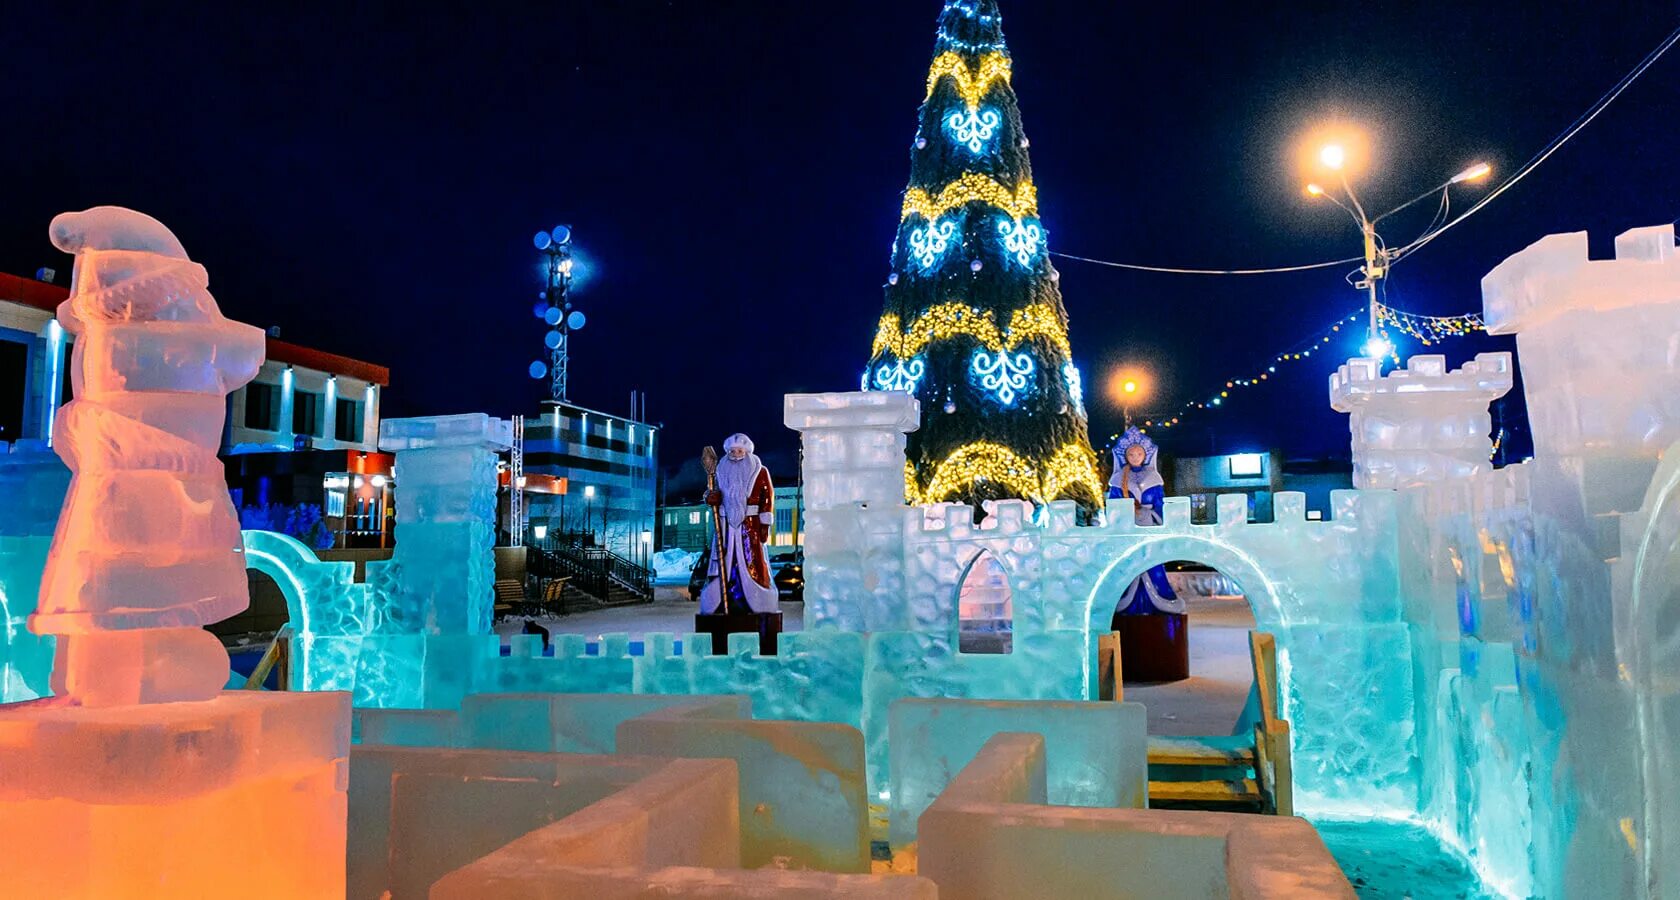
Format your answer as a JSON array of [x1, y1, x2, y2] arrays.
[[1394, 24, 1680, 264], [1048, 251, 1363, 275]]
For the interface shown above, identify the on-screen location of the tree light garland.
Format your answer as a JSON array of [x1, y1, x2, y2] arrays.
[[910, 439, 1099, 506], [924, 51, 1013, 111], [872, 356, 927, 393], [946, 107, 1001, 154], [1063, 362, 1085, 414], [902, 173, 1038, 223], [970, 348, 1034, 405], [998, 216, 1042, 266], [908, 218, 958, 270], [871, 302, 1071, 360]]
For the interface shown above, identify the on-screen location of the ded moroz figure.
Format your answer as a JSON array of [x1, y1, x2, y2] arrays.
[[700, 433, 778, 615]]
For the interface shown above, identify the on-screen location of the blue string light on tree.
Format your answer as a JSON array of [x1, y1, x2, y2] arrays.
[[946, 107, 1001, 154], [998, 217, 1042, 266], [971, 348, 1034, 405], [873, 357, 927, 393], [908, 219, 958, 271], [1063, 362, 1085, 414]]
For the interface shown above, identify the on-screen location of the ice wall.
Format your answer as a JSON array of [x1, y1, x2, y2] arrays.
[[0, 441, 68, 702], [1388, 223, 1680, 898]]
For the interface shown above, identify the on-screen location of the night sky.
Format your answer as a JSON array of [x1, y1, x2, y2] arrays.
[[4, 2, 1676, 476]]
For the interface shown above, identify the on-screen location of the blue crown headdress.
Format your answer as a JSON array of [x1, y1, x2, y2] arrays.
[[1112, 426, 1158, 470]]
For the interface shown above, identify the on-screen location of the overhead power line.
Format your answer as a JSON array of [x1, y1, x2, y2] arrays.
[[1049, 251, 1362, 276], [1057, 23, 1680, 278], [1394, 24, 1680, 264]]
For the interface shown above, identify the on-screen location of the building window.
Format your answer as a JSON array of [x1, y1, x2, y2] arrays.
[[245, 382, 281, 432], [335, 398, 363, 443], [688, 511, 702, 525], [293, 390, 324, 437]]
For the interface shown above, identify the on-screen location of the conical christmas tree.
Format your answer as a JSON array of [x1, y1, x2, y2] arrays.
[[867, 0, 1101, 510]]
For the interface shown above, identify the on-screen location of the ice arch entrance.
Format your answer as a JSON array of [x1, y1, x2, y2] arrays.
[[1083, 536, 1284, 700]]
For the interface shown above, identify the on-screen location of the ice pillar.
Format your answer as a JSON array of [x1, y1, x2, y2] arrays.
[[378, 413, 512, 635], [784, 391, 918, 630], [1329, 353, 1513, 490], [0, 207, 349, 899]]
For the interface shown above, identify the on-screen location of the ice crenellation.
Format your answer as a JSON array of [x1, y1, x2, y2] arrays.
[[6, 212, 1680, 897]]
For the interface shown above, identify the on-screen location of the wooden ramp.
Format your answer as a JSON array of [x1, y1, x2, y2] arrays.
[[1102, 630, 1293, 815]]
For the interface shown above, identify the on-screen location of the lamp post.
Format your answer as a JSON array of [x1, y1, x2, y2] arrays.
[[1108, 369, 1151, 429], [529, 225, 586, 404], [1305, 143, 1490, 357], [584, 484, 596, 546]]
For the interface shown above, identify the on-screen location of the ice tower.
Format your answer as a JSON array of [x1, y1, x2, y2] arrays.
[[0, 208, 349, 898], [1329, 352, 1513, 489]]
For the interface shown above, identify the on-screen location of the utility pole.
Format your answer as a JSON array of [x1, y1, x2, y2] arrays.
[[1305, 141, 1490, 358]]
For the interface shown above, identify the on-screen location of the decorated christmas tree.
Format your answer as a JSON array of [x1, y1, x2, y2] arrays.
[[867, 0, 1101, 510]]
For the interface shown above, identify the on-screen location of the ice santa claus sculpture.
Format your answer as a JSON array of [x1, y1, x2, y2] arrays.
[[700, 433, 778, 614]]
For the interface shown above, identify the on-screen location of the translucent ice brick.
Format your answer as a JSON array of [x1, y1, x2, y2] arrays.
[[616, 704, 870, 872], [888, 696, 1147, 845]]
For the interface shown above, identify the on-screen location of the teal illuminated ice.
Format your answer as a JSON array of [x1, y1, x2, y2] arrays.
[[0, 440, 69, 702]]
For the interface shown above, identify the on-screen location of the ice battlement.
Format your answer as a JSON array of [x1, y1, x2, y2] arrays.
[[1329, 353, 1512, 490], [1481, 223, 1680, 458], [1482, 224, 1679, 334], [1329, 353, 1513, 406]]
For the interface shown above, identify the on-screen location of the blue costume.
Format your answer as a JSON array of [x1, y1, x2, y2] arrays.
[[1109, 428, 1183, 616]]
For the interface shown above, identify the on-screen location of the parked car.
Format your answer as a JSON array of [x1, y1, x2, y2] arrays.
[[773, 561, 804, 602]]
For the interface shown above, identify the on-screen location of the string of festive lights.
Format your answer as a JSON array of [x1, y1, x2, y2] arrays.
[[909, 440, 1101, 505], [871, 301, 1071, 360], [902, 173, 1038, 223], [1374, 303, 1485, 345], [924, 51, 1012, 110], [1133, 312, 1363, 434], [1490, 427, 1505, 462]]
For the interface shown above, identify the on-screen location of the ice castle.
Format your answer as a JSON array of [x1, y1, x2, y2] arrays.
[[3, 214, 1679, 897]]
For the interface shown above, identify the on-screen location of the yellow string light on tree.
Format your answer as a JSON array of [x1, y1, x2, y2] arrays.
[[918, 440, 1102, 505], [924, 51, 1013, 111], [902, 173, 1038, 223], [870, 301, 1070, 359]]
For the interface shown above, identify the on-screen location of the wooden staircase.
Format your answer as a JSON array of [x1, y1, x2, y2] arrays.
[[1104, 630, 1293, 815]]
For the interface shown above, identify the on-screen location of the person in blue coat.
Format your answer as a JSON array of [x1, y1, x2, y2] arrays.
[[1109, 427, 1185, 621]]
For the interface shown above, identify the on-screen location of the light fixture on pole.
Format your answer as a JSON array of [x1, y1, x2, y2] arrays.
[[1303, 135, 1490, 355], [1108, 369, 1150, 428], [529, 224, 585, 404]]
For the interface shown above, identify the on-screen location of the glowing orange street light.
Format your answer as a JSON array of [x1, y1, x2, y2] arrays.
[[1300, 129, 1492, 349], [1109, 369, 1150, 428]]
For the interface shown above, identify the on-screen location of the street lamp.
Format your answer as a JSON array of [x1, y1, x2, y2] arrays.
[[1303, 137, 1490, 353], [1108, 369, 1150, 428]]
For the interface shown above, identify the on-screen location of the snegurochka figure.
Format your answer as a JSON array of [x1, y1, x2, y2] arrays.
[[700, 433, 777, 615], [1109, 427, 1184, 626]]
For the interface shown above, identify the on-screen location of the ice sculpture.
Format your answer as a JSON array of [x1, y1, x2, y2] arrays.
[[1330, 352, 1512, 489], [29, 207, 264, 703], [0, 208, 349, 898]]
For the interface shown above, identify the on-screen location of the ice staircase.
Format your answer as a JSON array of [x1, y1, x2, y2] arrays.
[[1142, 631, 1293, 815]]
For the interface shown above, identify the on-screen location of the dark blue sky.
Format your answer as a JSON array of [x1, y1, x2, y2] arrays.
[[3, 2, 1676, 469]]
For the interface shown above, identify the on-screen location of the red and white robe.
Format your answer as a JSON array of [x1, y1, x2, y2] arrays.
[[701, 454, 777, 614]]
